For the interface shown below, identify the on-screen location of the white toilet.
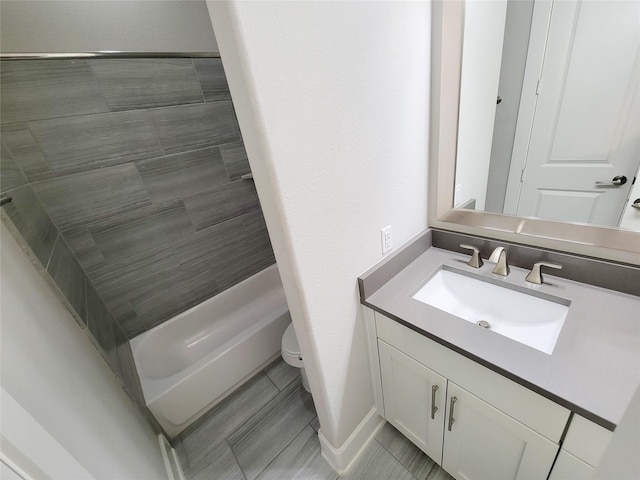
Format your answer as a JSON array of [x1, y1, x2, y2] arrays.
[[281, 323, 311, 393]]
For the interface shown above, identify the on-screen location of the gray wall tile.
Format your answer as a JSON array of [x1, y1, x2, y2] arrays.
[[148, 101, 241, 154], [173, 217, 246, 271], [0, 124, 53, 182], [89, 200, 195, 263], [220, 141, 251, 181], [193, 58, 231, 102], [2, 185, 59, 266], [184, 180, 260, 231], [0, 143, 28, 193], [88, 246, 180, 323], [128, 267, 219, 336], [242, 209, 268, 234], [4, 58, 275, 341], [89, 58, 204, 110], [61, 227, 106, 270], [47, 237, 87, 320], [29, 110, 163, 176], [87, 283, 120, 375], [0, 59, 109, 124], [210, 227, 275, 291], [32, 163, 151, 231], [114, 325, 146, 406], [228, 381, 316, 480], [135, 147, 228, 204]]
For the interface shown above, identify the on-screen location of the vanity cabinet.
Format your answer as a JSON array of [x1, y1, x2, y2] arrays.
[[370, 310, 572, 480]]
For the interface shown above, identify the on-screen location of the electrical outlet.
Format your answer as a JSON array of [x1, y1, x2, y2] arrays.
[[381, 225, 392, 254]]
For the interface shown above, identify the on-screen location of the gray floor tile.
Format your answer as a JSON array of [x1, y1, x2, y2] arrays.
[[426, 466, 455, 480], [193, 58, 232, 102], [28, 110, 163, 176], [135, 147, 229, 204], [255, 426, 337, 480], [186, 440, 246, 480], [173, 216, 246, 271], [375, 423, 438, 480], [1, 185, 58, 266], [0, 143, 28, 193], [128, 266, 219, 336], [47, 237, 87, 320], [61, 227, 106, 270], [241, 209, 268, 234], [0, 123, 53, 182], [148, 101, 241, 154], [228, 381, 316, 480], [264, 359, 300, 391], [90, 58, 203, 110], [86, 283, 120, 375], [341, 440, 415, 480], [0, 59, 109, 124], [310, 417, 321, 432], [184, 179, 260, 231], [89, 200, 195, 263], [220, 141, 251, 181], [180, 372, 280, 468], [32, 163, 151, 231]]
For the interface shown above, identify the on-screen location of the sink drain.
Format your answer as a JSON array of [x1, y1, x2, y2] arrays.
[[476, 320, 491, 329]]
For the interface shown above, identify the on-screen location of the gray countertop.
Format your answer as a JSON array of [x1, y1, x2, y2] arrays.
[[363, 246, 640, 431]]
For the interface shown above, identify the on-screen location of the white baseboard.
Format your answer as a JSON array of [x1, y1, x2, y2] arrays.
[[158, 435, 185, 480], [318, 407, 384, 475]]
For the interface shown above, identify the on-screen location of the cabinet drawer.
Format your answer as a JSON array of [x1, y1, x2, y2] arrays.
[[375, 312, 570, 442], [562, 415, 612, 467]]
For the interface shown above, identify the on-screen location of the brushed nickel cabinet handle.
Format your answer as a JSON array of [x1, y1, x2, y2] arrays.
[[431, 385, 439, 420], [448, 396, 457, 431]]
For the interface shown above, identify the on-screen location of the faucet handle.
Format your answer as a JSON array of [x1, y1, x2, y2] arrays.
[[526, 262, 563, 285], [460, 244, 483, 268]]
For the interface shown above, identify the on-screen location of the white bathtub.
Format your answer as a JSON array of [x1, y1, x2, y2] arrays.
[[130, 265, 291, 437]]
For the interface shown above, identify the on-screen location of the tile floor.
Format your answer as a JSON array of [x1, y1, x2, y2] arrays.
[[176, 358, 454, 480]]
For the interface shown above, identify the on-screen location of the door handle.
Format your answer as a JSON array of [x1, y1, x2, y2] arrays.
[[448, 396, 457, 431], [431, 385, 439, 419], [632, 199, 640, 210], [595, 175, 627, 186]]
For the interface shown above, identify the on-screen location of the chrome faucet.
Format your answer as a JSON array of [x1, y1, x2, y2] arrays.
[[488, 247, 510, 276]]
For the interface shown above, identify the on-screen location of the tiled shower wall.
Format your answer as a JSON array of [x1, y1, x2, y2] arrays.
[[0, 58, 275, 343]]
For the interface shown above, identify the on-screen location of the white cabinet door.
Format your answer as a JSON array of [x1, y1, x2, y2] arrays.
[[442, 381, 559, 480], [549, 451, 595, 480], [379, 340, 446, 463]]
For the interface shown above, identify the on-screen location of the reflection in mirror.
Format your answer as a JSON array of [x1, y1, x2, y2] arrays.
[[454, 0, 640, 232]]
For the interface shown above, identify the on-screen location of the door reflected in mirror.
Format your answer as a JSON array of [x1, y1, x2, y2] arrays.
[[454, 0, 640, 232]]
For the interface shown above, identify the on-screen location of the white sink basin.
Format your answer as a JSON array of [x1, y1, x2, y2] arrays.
[[412, 267, 570, 354]]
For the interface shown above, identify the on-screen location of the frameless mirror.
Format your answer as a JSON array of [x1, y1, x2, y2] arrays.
[[453, 0, 640, 232]]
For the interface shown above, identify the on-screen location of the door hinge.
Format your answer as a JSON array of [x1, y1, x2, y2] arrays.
[[520, 169, 526, 182], [536, 80, 541, 95]]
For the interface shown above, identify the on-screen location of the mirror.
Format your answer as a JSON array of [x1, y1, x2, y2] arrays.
[[453, 0, 640, 232], [428, 0, 640, 264]]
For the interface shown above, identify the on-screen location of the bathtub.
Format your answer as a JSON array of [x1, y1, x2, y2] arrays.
[[130, 265, 291, 438]]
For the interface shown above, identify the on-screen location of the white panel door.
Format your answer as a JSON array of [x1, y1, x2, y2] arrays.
[[442, 381, 558, 480], [378, 340, 446, 464], [512, 0, 640, 226]]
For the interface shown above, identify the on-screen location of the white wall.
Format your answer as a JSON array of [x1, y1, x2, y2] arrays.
[[0, 0, 217, 53], [454, 0, 507, 210], [0, 223, 167, 480], [207, 0, 430, 450]]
